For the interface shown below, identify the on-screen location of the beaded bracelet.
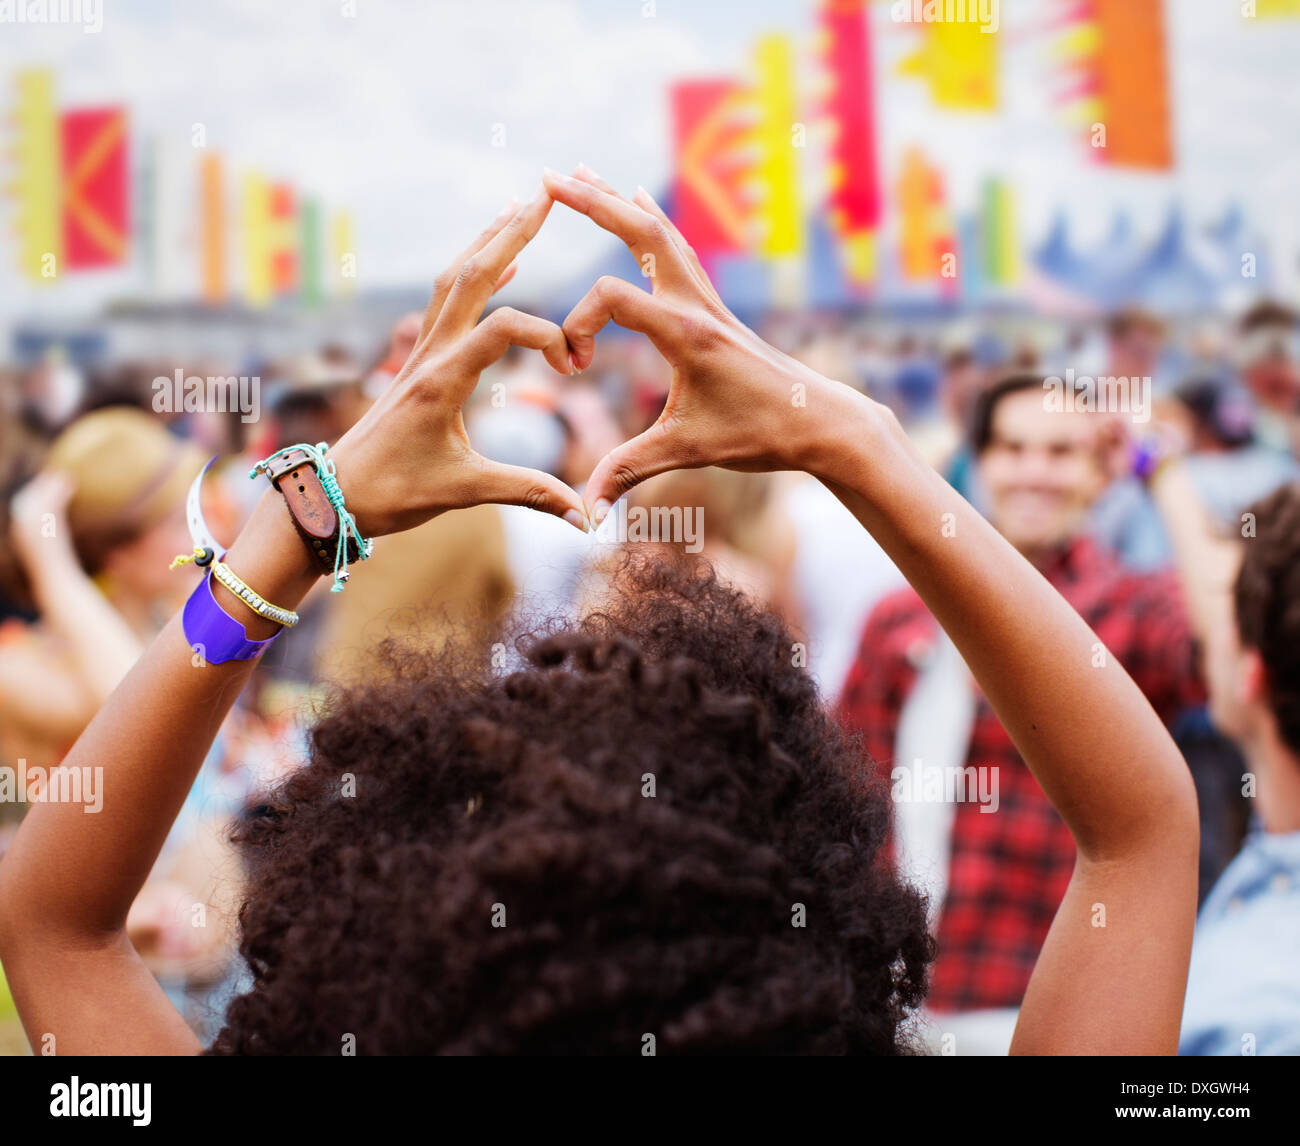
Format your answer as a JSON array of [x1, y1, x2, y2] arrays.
[[211, 560, 300, 628]]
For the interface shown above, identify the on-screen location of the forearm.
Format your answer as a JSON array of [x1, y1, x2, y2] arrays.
[[0, 492, 316, 947], [811, 391, 1197, 859]]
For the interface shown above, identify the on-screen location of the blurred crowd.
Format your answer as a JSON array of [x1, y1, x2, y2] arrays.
[[2, 293, 1300, 1054]]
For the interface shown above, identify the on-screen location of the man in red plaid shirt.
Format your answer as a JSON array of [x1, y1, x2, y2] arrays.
[[837, 373, 1203, 1027]]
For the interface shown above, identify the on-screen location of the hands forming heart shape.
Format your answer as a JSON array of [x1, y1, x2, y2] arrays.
[[328, 165, 869, 541]]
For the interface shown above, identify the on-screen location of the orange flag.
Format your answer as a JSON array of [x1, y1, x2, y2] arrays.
[[1093, 0, 1172, 168], [199, 153, 227, 304]]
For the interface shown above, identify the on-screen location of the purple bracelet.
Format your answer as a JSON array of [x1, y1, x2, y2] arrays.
[[181, 569, 282, 665]]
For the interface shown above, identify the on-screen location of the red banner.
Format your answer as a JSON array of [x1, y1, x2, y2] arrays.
[[60, 107, 129, 268], [821, 0, 880, 283], [670, 80, 753, 268]]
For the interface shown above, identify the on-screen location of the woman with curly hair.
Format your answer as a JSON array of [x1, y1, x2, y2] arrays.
[[0, 171, 1198, 1054]]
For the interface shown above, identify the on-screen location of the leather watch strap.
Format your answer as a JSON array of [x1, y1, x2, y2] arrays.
[[265, 448, 359, 576]]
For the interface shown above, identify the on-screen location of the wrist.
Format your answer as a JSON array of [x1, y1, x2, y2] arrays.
[[327, 429, 389, 538], [215, 491, 320, 638], [799, 381, 906, 487]]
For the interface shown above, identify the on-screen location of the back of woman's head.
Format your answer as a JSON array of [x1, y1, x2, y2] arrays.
[[211, 553, 932, 1055]]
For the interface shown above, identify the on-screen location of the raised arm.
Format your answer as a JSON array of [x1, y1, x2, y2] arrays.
[[1147, 456, 1245, 725], [2, 471, 144, 732], [0, 188, 587, 1055], [546, 165, 1200, 1055]]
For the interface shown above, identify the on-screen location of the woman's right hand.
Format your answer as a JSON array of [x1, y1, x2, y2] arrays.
[[543, 166, 874, 526], [8, 470, 77, 580]]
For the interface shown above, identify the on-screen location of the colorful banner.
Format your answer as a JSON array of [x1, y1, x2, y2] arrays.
[[200, 153, 227, 304], [980, 176, 1020, 285], [1251, 0, 1300, 16], [60, 107, 130, 269], [241, 173, 273, 306], [819, 0, 881, 284], [896, 12, 999, 111], [1093, 0, 1172, 168], [752, 33, 803, 258], [897, 147, 955, 282], [1055, 0, 1172, 169], [268, 182, 298, 296], [11, 69, 61, 281], [8, 69, 348, 302], [669, 80, 754, 267]]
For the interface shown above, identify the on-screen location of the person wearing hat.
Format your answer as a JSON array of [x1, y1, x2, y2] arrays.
[[0, 406, 210, 768]]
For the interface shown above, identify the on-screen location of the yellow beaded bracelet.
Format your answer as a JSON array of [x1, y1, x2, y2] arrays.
[[210, 560, 300, 628]]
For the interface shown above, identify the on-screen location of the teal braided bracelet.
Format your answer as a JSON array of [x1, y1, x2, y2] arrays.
[[250, 441, 373, 593]]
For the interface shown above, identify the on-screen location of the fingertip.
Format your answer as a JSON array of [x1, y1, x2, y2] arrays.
[[562, 507, 588, 533], [545, 345, 575, 377], [542, 168, 583, 201]]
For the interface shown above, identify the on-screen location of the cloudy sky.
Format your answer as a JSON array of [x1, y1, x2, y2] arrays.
[[3, 0, 1300, 317]]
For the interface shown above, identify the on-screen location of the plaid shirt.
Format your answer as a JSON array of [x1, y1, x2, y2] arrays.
[[836, 536, 1203, 1012]]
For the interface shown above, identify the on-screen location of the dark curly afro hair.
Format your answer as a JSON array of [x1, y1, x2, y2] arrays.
[[209, 552, 933, 1055]]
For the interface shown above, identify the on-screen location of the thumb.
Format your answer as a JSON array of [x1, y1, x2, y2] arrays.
[[584, 420, 683, 526], [470, 457, 588, 531]]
